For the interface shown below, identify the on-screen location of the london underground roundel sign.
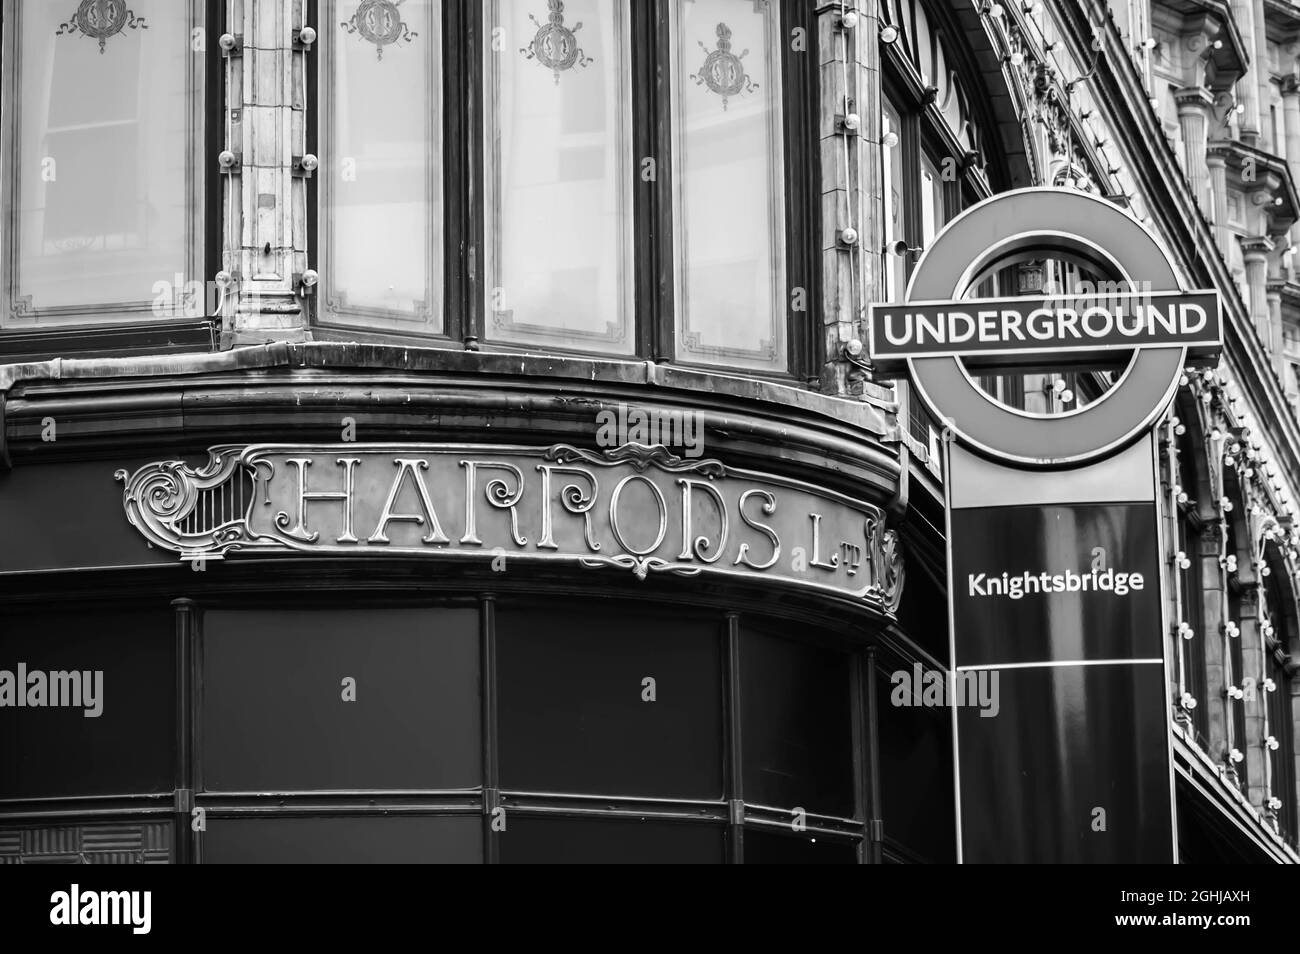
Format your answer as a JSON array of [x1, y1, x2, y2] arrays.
[[868, 188, 1222, 468]]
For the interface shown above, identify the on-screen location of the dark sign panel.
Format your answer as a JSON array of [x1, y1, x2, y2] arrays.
[[948, 489, 1175, 863]]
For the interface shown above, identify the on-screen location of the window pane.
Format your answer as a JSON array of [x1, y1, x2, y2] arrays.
[[741, 627, 854, 817], [321, 0, 441, 331], [0, 609, 174, 799], [497, 606, 723, 799], [744, 828, 858, 864], [500, 816, 724, 863], [4, 0, 199, 325], [201, 608, 480, 792], [671, 0, 786, 371], [202, 815, 480, 863], [484, 0, 633, 353], [920, 155, 943, 243], [876, 663, 956, 862], [883, 101, 905, 301]]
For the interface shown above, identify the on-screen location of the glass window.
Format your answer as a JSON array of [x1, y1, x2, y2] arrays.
[[483, 0, 633, 353], [202, 815, 481, 863], [201, 608, 480, 792], [744, 828, 857, 864], [741, 626, 853, 818], [500, 816, 724, 863], [876, 662, 956, 862], [882, 100, 905, 301], [496, 606, 724, 799], [920, 154, 944, 244], [670, 0, 786, 371], [1, 0, 204, 327], [320, 0, 441, 332], [0, 609, 174, 799]]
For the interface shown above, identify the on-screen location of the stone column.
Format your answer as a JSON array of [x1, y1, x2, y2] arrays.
[[1200, 521, 1231, 767], [1238, 586, 1271, 811], [227, 0, 309, 345], [1253, 0, 1273, 149], [1242, 236, 1275, 344], [1205, 147, 1230, 252], [817, 1, 873, 395], [1267, 281, 1284, 372], [1230, 0, 1261, 143], [1282, 76, 1300, 253], [1176, 87, 1214, 211]]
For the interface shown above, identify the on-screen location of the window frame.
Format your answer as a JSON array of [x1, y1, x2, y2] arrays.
[[308, 0, 821, 383], [0, 0, 223, 362]]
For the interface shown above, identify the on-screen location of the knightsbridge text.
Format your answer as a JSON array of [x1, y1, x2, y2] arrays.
[[968, 567, 1146, 599]]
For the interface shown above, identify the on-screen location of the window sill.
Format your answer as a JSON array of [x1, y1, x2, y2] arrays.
[[0, 319, 216, 363]]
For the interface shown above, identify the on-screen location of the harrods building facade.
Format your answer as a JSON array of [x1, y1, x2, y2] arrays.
[[0, 0, 1295, 863]]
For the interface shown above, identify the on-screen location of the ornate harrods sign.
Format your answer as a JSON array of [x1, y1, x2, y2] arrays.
[[116, 443, 903, 610]]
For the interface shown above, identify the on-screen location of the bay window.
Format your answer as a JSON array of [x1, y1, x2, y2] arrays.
[[312, 0, 816, 377], [0, 0, 213, 341]]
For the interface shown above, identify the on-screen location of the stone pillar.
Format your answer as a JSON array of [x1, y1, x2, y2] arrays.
[[1200, 521, 1231, 766], [1253, 0, 1273, 149], [1176, 87, 1214, 211], [1205, 148, 1230, 252], [227, 0, 308, 345], [1230, 0, 1261, 143], [1267, 281, 1284, 372], [1242, 235, 1275, 343], [1282, 77, 1300, 253], [817, 1, 873, 395], [1243, 239, 1274, 344], [1238, 586, 1271, 811]]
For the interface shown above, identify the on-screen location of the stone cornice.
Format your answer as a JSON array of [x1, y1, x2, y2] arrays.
[[0, 342, 902, 501], [1154, 0, 1251, 86]]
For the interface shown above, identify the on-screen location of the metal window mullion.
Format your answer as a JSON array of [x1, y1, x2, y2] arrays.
[[724, 611, 743, 863], [480, 592, 500, 864]]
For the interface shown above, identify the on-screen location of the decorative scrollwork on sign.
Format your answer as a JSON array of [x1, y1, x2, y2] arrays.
[[691, 22, 757, 111], [114, 446, 263, 560], [341, 0, 417, 61], [545, 443, 727, 479], [57, 0, 147, 53], [579, 555, 703, 581], [520, 0, 591, 83], [879, 528, 906, 614]]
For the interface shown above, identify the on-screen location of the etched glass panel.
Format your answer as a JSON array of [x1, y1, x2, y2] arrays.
[[483, 0, 633, 353], [321, 0, 442, 332], [2, 0, 201, 326], [670, 0, 786, 371]]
